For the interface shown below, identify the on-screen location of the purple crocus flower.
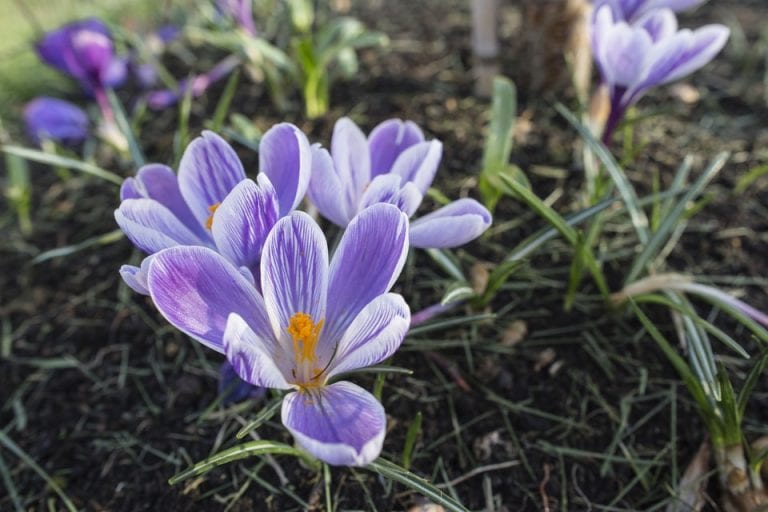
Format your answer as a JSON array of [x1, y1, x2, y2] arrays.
[[115, 124, 311, 295], [309, 117, 492, 249], [217, 0, 258, 36], [146, 204, 410, 465], [591, 5, 729, 141], [23, 97, 89, 146], [593, 0, 706, 22], [35, 18, 127, 96]]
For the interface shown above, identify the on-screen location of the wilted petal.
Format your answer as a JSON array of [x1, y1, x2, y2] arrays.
[[368, 119, 424, 177], [23, 97, 89, 146], [281, 381, 386, 466], [325, 204, 409, 344], [148, 246, 272, 352], [331, 118, 371, 217], [122, 164, 204, 237], [359, 174, 423, 218], [308, 144, 352, 227], [222, 313, 291, 389], [115, 198, 207, 254], [389, 140, 443, 195], [211, 176, 279, 274], [259, 123, 311, 216], [178, 131, 246, 228], [327, 293, 410, 378], [409, 198, 492, 249], [261, 212, 328, 342]]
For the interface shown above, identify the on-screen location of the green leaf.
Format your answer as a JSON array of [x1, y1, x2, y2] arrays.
[[441, 281, 476, 306], [2, 145, 123, 185], [209, 70, 241, 132], [425, 248, 466, 281], [366, 458, 469, 512], [557, 103, 650, 245], [31, 229, 124, 265], [737, 349, 768, 418], [402, 412, 422, 471], [169, 440, 312, 485], [625, 152, 728, 284], [106, 88, 145, 166], [482, 77, 517, 174], [235, 396, 283, 439]]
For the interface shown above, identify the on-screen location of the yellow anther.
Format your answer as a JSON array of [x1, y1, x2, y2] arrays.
[[287, 312, 324, 364], [205, 202, 221, 230]]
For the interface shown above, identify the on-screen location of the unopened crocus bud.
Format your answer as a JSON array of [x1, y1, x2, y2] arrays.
[[23, 97, 89, 146], [35, 18, 127, 95], [217, 0, 258, 36]]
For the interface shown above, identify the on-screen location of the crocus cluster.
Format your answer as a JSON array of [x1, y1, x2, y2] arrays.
[[116, 119, 491, 466], [590, 0, 729, 141]]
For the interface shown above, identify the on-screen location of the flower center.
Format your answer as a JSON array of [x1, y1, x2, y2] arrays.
[[287, 312, 326, 387], [205, 202, 221, 230]]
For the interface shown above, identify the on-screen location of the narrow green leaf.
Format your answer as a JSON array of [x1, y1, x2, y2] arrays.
[[402, 412, 422, 471], [482, 77, 517, 173], [169, 440, 311, 485], [210, 70, 241, 132], [441, 282, 476, 306], [737, 349, 768, 418], [626, 152, 728, 284], [2, 145, 123, 185], [0, 432, 78, 512], [557, 103, 650, 244], [32, 229, 124, 265], [106, 88, 145, 166], [235, 397, 283, 439], [366, 458, 469, 512], [425, 248, 466, 281]]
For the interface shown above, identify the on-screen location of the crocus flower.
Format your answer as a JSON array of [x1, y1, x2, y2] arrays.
[[35, 18, 127, 96], [23, 97, 89, 146], [116, 124, 310, 294], [593, 0, 706, 22], [591, 5, 729, 141], [146, 204, 410, 465], [309, 117, 492, 249], [146, 55, 241, 110], [217, 0, 258, 36]]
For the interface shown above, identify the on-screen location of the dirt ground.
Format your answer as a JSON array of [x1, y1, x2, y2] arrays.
[[2, 0, 768, 510]]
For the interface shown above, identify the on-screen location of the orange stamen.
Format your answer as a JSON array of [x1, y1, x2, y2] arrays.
[[287, 312, 323, 364], [205, 202, 221, 230]]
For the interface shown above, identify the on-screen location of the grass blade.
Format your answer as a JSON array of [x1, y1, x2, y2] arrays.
[[0, 431, 78, 512], [366, 458, 469, 512], [169, 440, 311, 485], [626, 152, 728, 284], [402, 411, 422, 471], [106, 88, 146, 166], [737, 349, 768, 418], [31, 229, 124, 265], [2, 145, 123, 185], [557, 103, 650, 244], [235, 396, 283, 439]]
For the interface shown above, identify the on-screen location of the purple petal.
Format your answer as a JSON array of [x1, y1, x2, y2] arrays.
[[119, 255, 155, 295], [324, 204, 409, 345], [331, 118, 371, 218], [260, 212, 329, 342], [327, 293, 410, 378], [147, 246, 272, 352], [358, 174, 423, 218], [259, 123, 312, 217], [636, 8, 677, 42], [222, 313, 291, 389], [36, 19, 112, 90], [389, 140, 443, 195], [635, 0, 706, 19], [218, 361, 267, 405], [655, 25, 729, 85], [121, 164, 205, 238], [308, 144, 352, 227], [178, 131, 246, 228], [115, 198, 207, 254], [281, 381, 386, 466], [211, 176, 279, 275], [23, 97, 89, 146], [368, 119, 424, 177], [599, 21, 653, 89], [409, 198, 492, 249]]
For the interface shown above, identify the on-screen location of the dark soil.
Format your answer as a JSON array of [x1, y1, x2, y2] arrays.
[[2, 0, 768, 510]]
